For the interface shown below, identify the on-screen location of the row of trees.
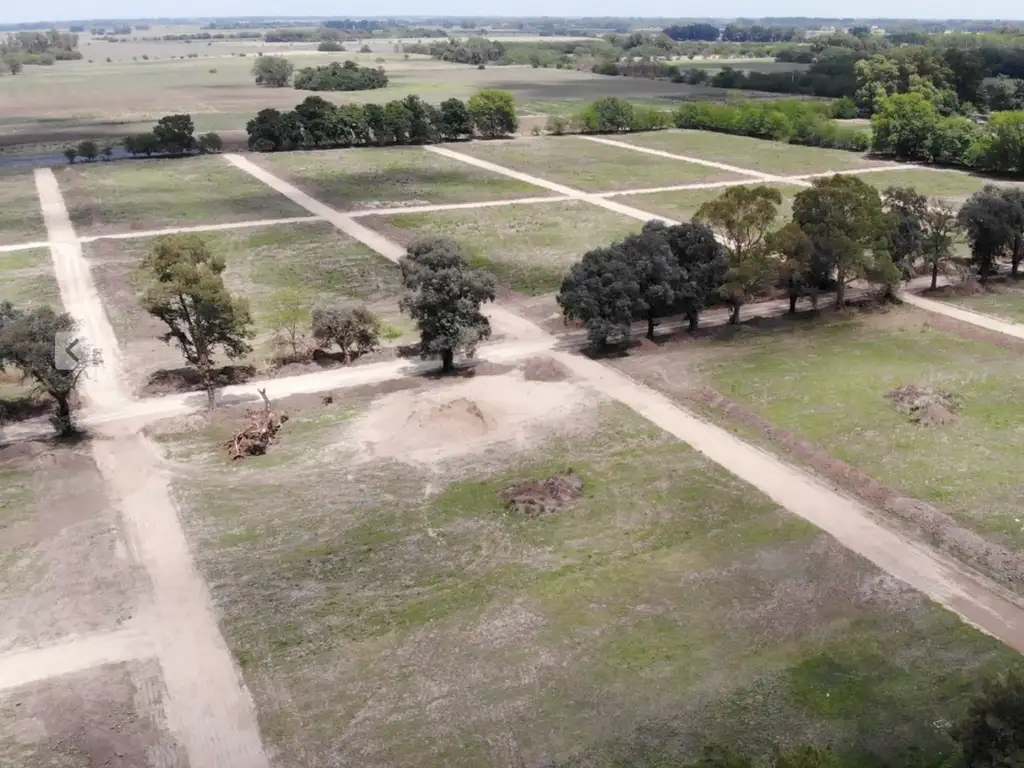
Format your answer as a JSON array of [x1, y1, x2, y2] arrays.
[[556, 175, 975, 347], [0, 29, 81, 66], [63, 115, 222, 164], [245, 90, 517, 152]]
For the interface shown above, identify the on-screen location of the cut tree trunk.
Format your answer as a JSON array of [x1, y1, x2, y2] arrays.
[[789, 294, 798, 314], [441, 348, 454, 372]]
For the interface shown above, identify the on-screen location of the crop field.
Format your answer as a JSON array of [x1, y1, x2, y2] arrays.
[[54, 156, 306, 235], [613, 181, 799, 225], [83, 221, 404, 391], [619, 130, 889, 175], [0, 171, 46, 245], [446, 136, 748, 192], [153, 372, 1020, 767], [616, 308, 1024, 552], [363, 199, 643, 294], [253, 147, 548, 211]]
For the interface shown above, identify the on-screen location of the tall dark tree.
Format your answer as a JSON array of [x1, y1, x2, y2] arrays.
[[959, 187, 1016, 283], [153, 113, 195, 155], [399, 237, 496, 372], [557, 244, 639, 349], [624, 230, 684, 341], [882, 186, 930, 287], [921, 202, 962, 289], [643, 220, 726, 331], [770, 222, 825, 313], [957, 671, 1024, 768], [437, 97, 473, 141]]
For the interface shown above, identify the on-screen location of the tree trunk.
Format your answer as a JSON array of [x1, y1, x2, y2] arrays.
[[441, 348, 454, 373], [835, 275, 846, 311], [52, 392, 73, 436], [789, 294, 798, 314], [1013, 236, 1022, 278], [646, 314, 656, 341], [687, 312, 698, 332], [931, 260, 939, 290], [728, 300, 740, 325]]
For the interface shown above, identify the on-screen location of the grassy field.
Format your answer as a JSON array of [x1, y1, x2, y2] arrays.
[[0, 171, 45, 245], [619, 308, 1024, 551], [619, 130, 888, 175], [155, 378, 1021, 768], [0, 248, 61, 309], [939, 284, 1024, 323], [364, 199, 642, 294], [254, 146, 546, 211], [859, 169, 1024, 202], [618, 181, 800, 225], [447, 136, 747, 192], [55, 156, 306, 235], [83, 221, 402, 388]]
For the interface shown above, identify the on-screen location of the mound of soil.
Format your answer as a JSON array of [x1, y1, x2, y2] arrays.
[[404, 397, 495, 441], [501, 472, 583, 517], [886, 385, 958, 426], [522, 356, 569, 382]]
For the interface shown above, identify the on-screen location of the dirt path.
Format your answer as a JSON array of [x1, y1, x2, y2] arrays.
[[0, 240, 49, 254], [903, 292, 1024, 340], [31, 170, 270, 768], [78, 215, 322, 244]]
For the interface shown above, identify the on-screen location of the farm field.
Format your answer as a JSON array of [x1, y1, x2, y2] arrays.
[[859, 168, 1024, 202], [446, 135, 748, 192], [615, 308, 1024, 553], [154, 373, 1021, 767], [55, 156, 306, 235], [363, 199, 643, 294], [254, 146, 548, 211], [618, 130, 889, 175], [83, 221, 404, 390], [613, 181, 800, 225], [0, 171, 46, 245]]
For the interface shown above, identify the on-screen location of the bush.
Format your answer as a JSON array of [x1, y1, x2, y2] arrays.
[[293, 60, 388, 92], [575, 96, 634, 134], [359, 44, 372, 53], [831, 96, 858, 119], [77, 139, 99, 162], [198, 132, 223, 154], [311, 304, 381, 362], [546, 114, 570, 135], [252, 55, 293, 87], [317, 40, 344, 52]]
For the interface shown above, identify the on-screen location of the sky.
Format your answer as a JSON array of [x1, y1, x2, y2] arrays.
[[3, 0, 1023, 24]]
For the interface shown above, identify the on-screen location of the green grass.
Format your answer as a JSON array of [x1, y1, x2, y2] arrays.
[[679, 307, 1024, 549], [447, 135, 747, 192], [619, 130, 887, 175], [0, 248, 60, 309], [157, 395, 1021, 767], [255, 146, 544, 211], [617, 181, 800, 225], [0, 172, 45, 246], [55, 155, 306, 235], [368, 200, 642, 294], [860, 169, 1024, 202], [940, 286, 1024, 323]]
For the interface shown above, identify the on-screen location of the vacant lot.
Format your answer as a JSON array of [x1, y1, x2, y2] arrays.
[[364, 200, 642, 294], [84, 221, 402, 389], [619, 130, 888, 175], [0, 439, 140, 652], [0, 248, 60, 309], [445, 136, 747, 192], [0, 171, 45, 246], [618, 181, 800, 225], [617, 308, 1024, 551], [255, 146, 546, 212], [155, 370, 1019, 767], [937, 283, 1024, 323], [860, 169, 1024, 202], [0, 659, 185, 767], [55, 156, 306, 235]]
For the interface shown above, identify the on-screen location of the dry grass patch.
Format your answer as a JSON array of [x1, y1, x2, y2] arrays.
[[0, 171, 45, 246], [255, 146, 546, 211], [363, 199, 642, 295], [619, 130, 887, 175], [0, 248, 60, 309], [445, 135, 747, 192], [860, 169, 1024, 203], [55, 155, 306, 235], [617, 181, 799, 225], [154, 375, 1021, 768]]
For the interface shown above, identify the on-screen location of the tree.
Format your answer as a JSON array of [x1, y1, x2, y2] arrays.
[[197, 132, 223, 154], [696, 185, 781, 324], [363, 103, 388, 145], [467, 89, 518, 138], [62, 146, 77, 164], [403, 95, 437, 144], [882, 186, 929, 284], [959, 187, 1016, 284], [643, 220, 726, 331], [100, 142, 115, 161], [921, 202, 962, 289], [266, 288, 308, 360], [625, 230, 685, 340], [153, 113, 195, 155], [7, 58, 23, 75], [310, 304, 381, 362], [982, 112, 1024, 174], [138, 235, 254, 407], [246, 108, 303, 152], [381, 100, 413, 144], [437, 97, 472, 141], [557, 244, 639, 348], [870, 92, 939, 160], [77, 139, 99, 162], [252, 55, 293, 87], [0, 305, 97, 435], [956, 670, 1024, 768], [399, 237, 496, 372], [792, 175, 898, 309], [578, 96, 634, 133], [769, 222, 823, 313]]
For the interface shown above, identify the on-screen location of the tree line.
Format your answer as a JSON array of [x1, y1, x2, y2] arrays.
[[0, 29, 81, 69], [557, 175, 1023, 347], [251, 55, 388, 92], [62, 114, 223, 163], [245, 90, 517, 152]]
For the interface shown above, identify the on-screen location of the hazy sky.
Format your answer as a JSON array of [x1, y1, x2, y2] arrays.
[[3, 0, 1023, 24]]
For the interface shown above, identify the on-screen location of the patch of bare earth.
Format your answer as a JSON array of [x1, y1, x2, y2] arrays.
[[0, 660, 187, 768], [886, 385, 959, 426]]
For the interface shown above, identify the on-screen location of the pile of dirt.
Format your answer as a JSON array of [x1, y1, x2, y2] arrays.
[[225, 389, 288, 459], [345, 373, 590, 464], [522, 356, 570, 382], [886, 385, 959, 426], [501, 472, 583, 517]]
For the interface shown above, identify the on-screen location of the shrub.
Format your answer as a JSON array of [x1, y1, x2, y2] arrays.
[[546, 114, 570, 135], [198, 132, 224, 154], [831, 96, 858, 119], [317, 40, 344, 52], [359, 44, 372, 53], [311, 304, 381, 362], [293, 60, 388, 92], [77, 139, 99, 162]]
